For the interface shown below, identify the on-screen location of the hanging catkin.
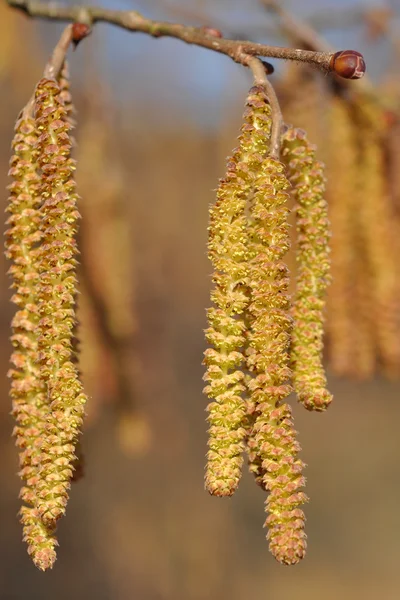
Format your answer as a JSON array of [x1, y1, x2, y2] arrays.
[[5, 110, 58, 571], [325, 96, 362, 377], [203, 85, 273, 497], [33, 77, 87, 526], [244, 154, 307, 566], [352, 100, 400, 377], [282, 126, 332, 411]]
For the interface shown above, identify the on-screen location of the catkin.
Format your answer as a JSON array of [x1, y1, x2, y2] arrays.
[[33, 77, 86, 527], [282, 127, 332, 411], [245, 156, 307, 566], [325, 97, 363, 376], [356, 103, 400, 377], [203, 85, 272, 497], [5, 114, 58, 571]]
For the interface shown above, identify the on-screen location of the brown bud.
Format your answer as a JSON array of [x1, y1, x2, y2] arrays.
[[330, 50, 366, 80]]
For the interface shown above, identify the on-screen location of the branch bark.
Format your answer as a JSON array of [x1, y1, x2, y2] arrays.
[[7, 0, 353, 76]]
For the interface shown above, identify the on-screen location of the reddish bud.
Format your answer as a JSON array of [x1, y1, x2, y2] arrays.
[[200, 26, 223, 38], [72, 23, 91, 48], [330, 50, 366, 80]]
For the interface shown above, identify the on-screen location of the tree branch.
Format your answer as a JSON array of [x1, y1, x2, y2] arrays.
[[6, 0, 362, 78]]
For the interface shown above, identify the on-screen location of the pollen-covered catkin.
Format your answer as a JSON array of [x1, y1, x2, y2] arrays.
[[203, 85, 272, 496], [33, 77, 87, 527], [5, 113, 58, 570], [281, 127, 332, 411], [245, 156, 307, 566]]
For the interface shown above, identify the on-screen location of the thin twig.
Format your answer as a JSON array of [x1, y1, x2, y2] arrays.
[[44, 23, 73, 79], [17, 25, 74, 119], [245, 55, 283, 159], [7, 0, 358, 77]]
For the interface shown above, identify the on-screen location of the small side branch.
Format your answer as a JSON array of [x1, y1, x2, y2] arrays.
[[44, 24, 73, 79], [244, 55, 283, 159]]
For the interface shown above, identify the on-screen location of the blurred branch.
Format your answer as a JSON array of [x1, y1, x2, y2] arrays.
[[155, 0, 213, 27], [7, 0, 359, 77], [78, 246, 140, 426], [260, 0, 331, 51], [261, 0, 373, 92]]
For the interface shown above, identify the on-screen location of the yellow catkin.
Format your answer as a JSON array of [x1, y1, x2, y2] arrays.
[[281, 126, 332, 411], [386, 112, 400, 216], [203, 85, 272, 497], [356, 102, 400, 377], [57, 60, 87, 478], [325, 96, 374, 377], [33, 77, 87, 527], [245, 156, 307, 565], [5, 115, 57, 570]]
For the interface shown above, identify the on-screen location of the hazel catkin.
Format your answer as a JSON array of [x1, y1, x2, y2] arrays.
[[282, 126, 332, 411], [33, 77, 87, 527], [203, 85, 273, 497], [245, 156, 307, 566], [5, 114, 58, 571]]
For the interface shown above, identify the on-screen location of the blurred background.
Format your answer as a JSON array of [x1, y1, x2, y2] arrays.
[[2, 0, 400, 598]]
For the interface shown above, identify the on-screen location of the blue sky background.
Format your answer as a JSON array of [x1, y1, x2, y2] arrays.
[[47, 0, 400, 128]]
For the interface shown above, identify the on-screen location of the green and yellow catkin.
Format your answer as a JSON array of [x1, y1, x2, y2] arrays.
[[33, 77, 87, 527], [5, 112, 58, 570], [281, 127, 332, 411], [203, 85, 272, 496], [245, 156, 307, 565], [57, 61, 86, 479]]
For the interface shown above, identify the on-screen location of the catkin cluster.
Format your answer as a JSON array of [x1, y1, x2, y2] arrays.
[[280, 63, 400, 380], [5, 69, 86, 570], [204, 85, 332, 565]]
